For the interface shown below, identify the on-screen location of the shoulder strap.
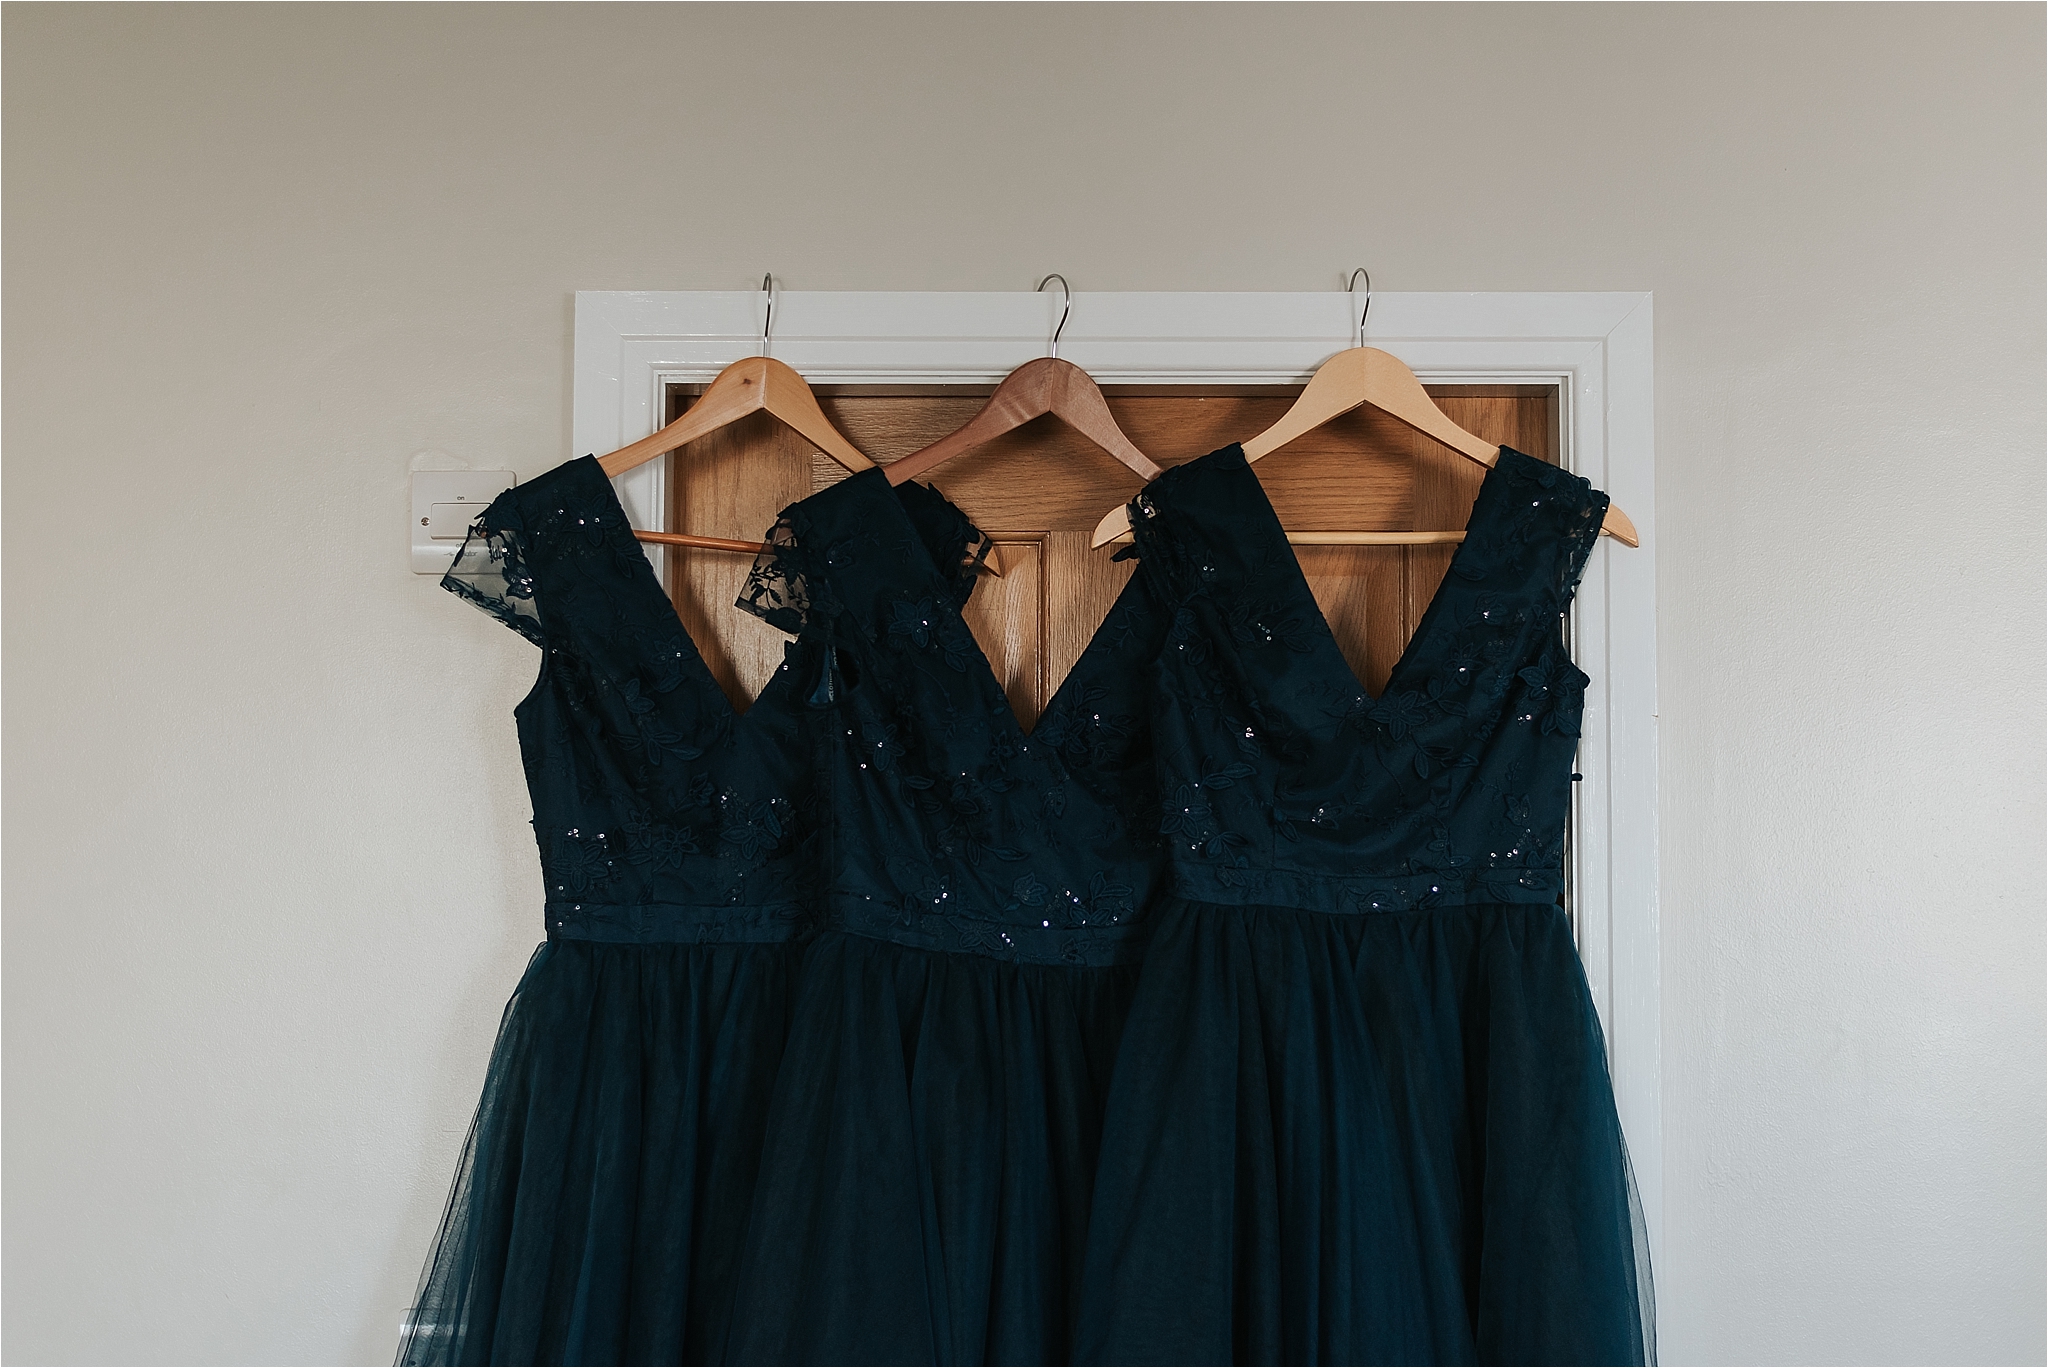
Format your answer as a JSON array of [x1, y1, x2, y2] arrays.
[[448, 458, 738, 718], [1394, 447, 1610, 728], [1120, 444, 1274, 603], [736, 470, 989, 640]]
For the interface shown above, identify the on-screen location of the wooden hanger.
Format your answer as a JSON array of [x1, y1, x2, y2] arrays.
[[597, 356, 872, 484], [592, 276, 996, 574], [1090, 272, 1639, 550], [884, 276, 1164, 488]]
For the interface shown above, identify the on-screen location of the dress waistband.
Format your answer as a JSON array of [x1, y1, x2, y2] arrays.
[[545, 893, 1153, 966], [821, 889, 1151, 968], [546, 901, 811, 946], [1166, 862, 1566, 915]]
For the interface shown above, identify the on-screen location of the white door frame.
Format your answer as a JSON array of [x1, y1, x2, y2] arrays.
[[572, 288, 1662, 1261]]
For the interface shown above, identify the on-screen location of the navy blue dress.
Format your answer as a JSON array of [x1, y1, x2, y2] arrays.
[[721, 467, 1174, 1363], [1075, 445, 1655, 1365], [408, 443, 1650, 1367], [402, 457, 999, 1365]]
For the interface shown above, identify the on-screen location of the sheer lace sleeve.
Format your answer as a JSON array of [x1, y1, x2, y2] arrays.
[[736, 481, 993, 637], [737, 515, 815, 635], [441, 490, 543, 646]]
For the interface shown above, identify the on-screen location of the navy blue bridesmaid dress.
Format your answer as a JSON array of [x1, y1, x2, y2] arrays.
[[407, 440, 1651, 1367], [1075, 445, 1656, 1366], [402, 456, 995, 1365], [721, 467, 1175, 1364]]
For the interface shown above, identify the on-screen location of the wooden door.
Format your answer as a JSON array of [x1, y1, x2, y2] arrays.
[[663, 386, 1559, 729]]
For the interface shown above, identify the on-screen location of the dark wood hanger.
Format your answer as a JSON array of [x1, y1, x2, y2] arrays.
[[884, 277, 1163, 488]]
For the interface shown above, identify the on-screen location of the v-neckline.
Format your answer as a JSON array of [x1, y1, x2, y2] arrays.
[[572, 455, 801, 732], [1138, 442, 1523, 711], [808, 465, 1151, 748], [856, 471, 1138, 749]]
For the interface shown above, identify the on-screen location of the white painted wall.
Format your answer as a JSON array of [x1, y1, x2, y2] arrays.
[[4, 6, 2040, 1364]]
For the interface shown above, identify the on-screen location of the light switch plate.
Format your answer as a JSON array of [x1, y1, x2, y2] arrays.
[[411, 470, 515, 573]]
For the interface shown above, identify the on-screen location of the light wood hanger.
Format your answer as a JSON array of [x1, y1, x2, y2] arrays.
[[597, 356, 872, 484], [1090, 271, 1639, 550], [597, 276, 867, 519], [884, 276, 1164, 489], [591, 276, 996, 574]]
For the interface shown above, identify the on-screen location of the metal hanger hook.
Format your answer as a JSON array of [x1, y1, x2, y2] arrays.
[[760, 272, 776, 358], [1037, 273, 1071, 360], [1348, 267, 1372, 349]]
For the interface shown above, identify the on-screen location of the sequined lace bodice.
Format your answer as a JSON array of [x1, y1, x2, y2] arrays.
[[444, 456, 990, 944], [1124, 443, 1609, 913], [744, 468, 1174, 966]]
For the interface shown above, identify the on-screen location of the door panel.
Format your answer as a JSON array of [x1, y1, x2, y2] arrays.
[[664, 386, 1557, 726], [959, 533, 1046, 731]]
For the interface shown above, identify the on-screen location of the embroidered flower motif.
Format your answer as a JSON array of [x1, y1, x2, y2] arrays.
[[1199, 828, 1250, 862], [1200, 761, 1255, 790], [670, 773, 716, 809], [621, 809, 699, 872], [951, 918, 1010, 955], [548, 827, 615, 896], [1464, 591, 1531, 630], [1225, 598, 1311, 652], [862, 722, 906, 773], [1035, 686, 1138, 766], [717, 798, 785, 861], [887, 598, 977, 672], [889, 860, 958, 928], [1076, 872, 1133, 923], [1368, 691, 1431, 741], [1006, 874, 1048, 910], [1166, 607, 1213, 667], [1160, 783, 1214, 839], [609, 677, 705, 766], [1516, 653, 1587, 736]]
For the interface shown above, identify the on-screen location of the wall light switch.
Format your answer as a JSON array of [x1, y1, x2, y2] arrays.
[[412, 470, 515, 573]]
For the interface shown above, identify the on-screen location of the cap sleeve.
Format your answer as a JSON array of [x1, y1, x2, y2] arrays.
[[1474, 448, 1610, 623], [735, 477, 992, 636], [442, 486, 544, 646], [736, 513, 820, 635]]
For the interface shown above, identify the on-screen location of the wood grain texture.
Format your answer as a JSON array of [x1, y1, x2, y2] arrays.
[[664, 386, 1556, 714], [958, 535, 1046, 728], [664, 408, 814, 713]]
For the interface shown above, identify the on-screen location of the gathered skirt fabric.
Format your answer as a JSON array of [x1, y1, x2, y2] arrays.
[[728, 932, 1139, 1366], [1075, 897, 1655, 1367], [399, 940, 800, 1367]]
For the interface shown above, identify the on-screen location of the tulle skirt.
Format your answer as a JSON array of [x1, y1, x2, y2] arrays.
[[727, 931, 1139, 1364], [399, 940, 800, 1366], [1074, 897, 1655, 1367], [401, 932, 1140, 1366]]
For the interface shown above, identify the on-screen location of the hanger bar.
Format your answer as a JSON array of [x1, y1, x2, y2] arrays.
[[1090, 486, 1636, 549], [1098, 527, 1467, 548], [631, 526, 1004, 576], [633, 530, 778, 554]]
